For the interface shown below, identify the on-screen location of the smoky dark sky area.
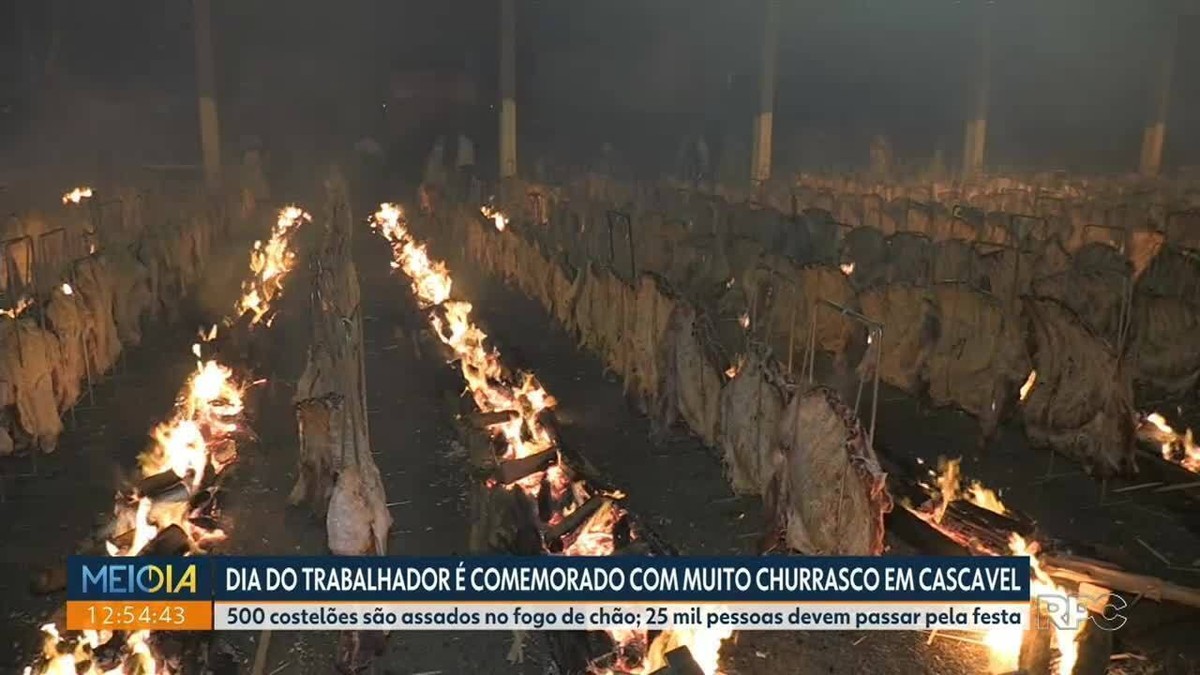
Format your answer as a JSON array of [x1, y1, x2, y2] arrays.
[[2, 0, 1196, 183]]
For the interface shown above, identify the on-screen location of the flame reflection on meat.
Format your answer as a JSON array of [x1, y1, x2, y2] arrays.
[[0, 296, 34, 319], [372, 202, 731, 674], [724, 354, 745, 380], [1019, 370, 1037, 402]]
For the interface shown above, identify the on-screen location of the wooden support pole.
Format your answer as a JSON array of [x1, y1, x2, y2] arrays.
[[750, 0, 780, 188], [499, 0, 518, 180], [193, 0, 222, 190], [1139, 14, 1177, 178], [961, 1, 992, 180]]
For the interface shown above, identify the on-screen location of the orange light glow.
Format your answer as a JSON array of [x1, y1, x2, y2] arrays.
[[62, 186, 94, 205], [24, 202, 304, 675], [236, 205, 310, 326], [481, 204, 509, 231], [1139, 412, 1200, 473], [373, 202, 731, 674]]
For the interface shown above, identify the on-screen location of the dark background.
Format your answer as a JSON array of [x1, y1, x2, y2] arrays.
[[2, 0, 1197, 184]]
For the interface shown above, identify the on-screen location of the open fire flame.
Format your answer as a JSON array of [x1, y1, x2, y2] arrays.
[[25, 205, 308, 675], [62, 186, 94, 205], [26, 337, 246, 672], [372, 202, 731, 674], [235, 206, 310, 326], [1138, 412, 1200, 473], [983, 534, 1082, 675], [908, 457, 1081, 674], [929, 457, 1007, 524], [1019, 370, 1037, 402]]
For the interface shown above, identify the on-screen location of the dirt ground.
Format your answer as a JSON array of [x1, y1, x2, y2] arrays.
[[5, 193, 1200, 674], [414, 210, 1200, 674], [0, 322, 199, 669], [0, 204, 542, 674]]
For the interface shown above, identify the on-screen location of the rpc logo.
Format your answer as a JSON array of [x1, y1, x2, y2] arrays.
[[1033, 591, 1128, 632], [81, 562, 199, 596]]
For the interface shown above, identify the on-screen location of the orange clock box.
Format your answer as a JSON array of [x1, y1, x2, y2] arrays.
[[66, 601, 213, 631]]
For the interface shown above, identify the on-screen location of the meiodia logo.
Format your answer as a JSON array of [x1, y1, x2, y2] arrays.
[[80, 561, 199, 596]]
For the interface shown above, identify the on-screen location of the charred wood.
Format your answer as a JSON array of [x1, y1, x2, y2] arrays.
[[1041, 554, 1200, 610], [465, 409, 518, 429], [884, 507, 971, 557], [91, 632, 129, 671], [940, 499, 1037, 546], [141, 524, 191, 556], [1070, 623, 1114, 675], [187, 485, 223, 515], [468, 482, 543, 555], [495, 448, 557, 485], [135, 470, 185, 499], [209, 437, 238, 469], [543, 630, 605, 675], [543, 495, 607, 547], [649, 646, 706, 675], [1018, 612, 1054, 675]]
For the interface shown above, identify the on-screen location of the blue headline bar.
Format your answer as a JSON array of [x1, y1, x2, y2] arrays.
[[70, 556, 1032, 603]]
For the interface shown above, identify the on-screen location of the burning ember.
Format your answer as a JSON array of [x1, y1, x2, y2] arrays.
[[1, 296, 34, 319], [62, 186, 94, 205], [909, 458, 1081, 674], [235, 206, 310, 326], [371, 202, 731, 674], [481, 204, 509, 231], [1019, 370, 1037, 402], [839, 262, 855, 276], [61, 283, 74, 296], [24, 204, 308, 675], [1138, 412, 1200, 473]]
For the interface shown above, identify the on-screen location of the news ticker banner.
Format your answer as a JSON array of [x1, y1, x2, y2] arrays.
[[66, 556, 1032, 633]]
